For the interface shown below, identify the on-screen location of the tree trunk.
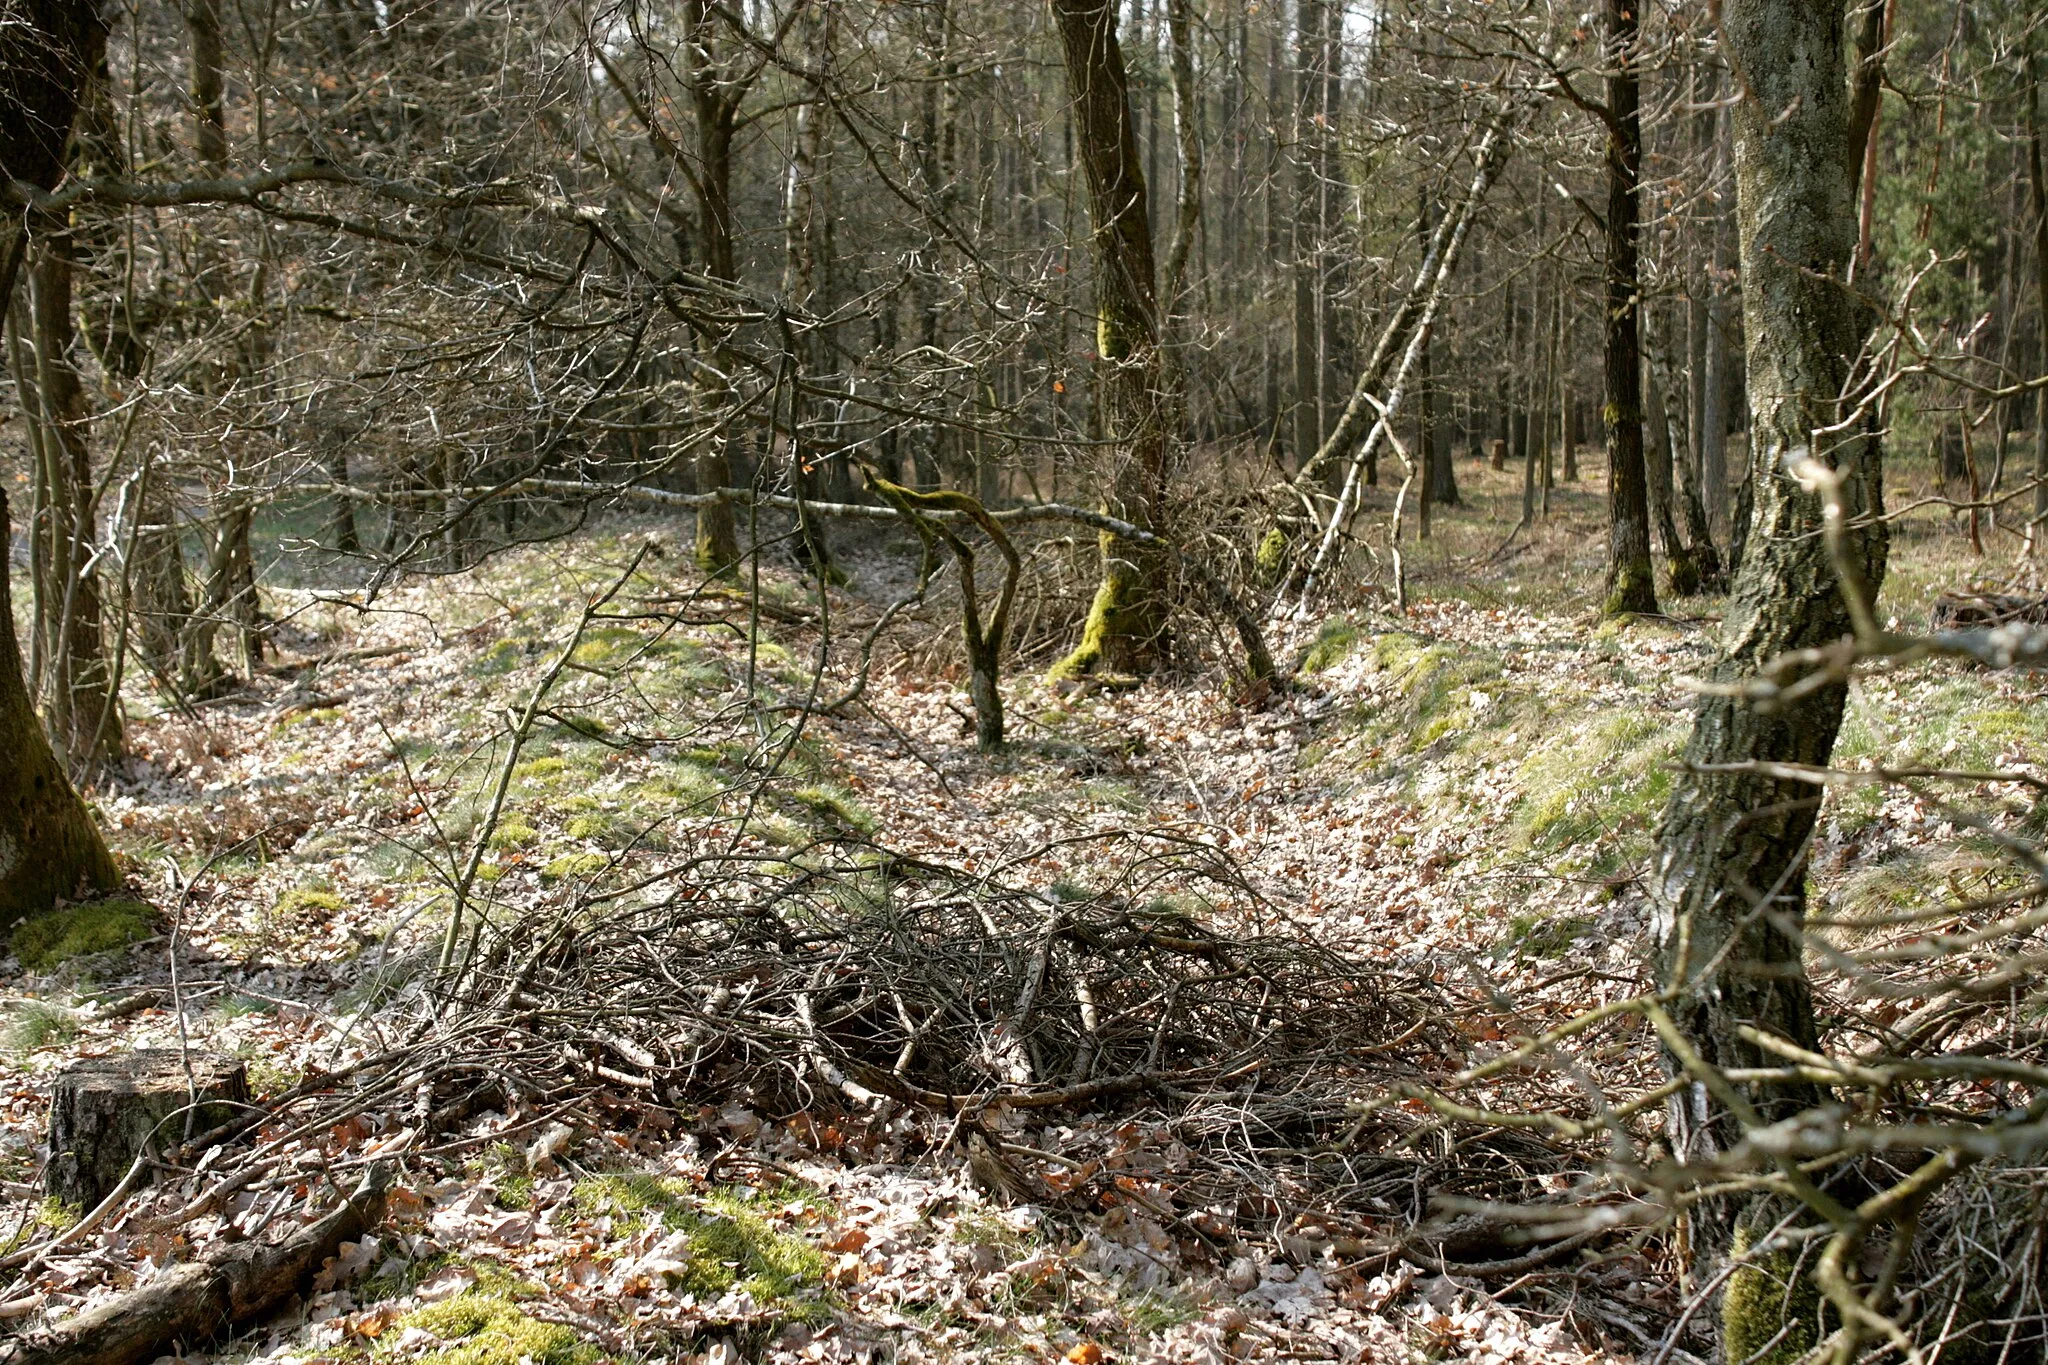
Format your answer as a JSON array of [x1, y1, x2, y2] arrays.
[[1047, 0, 1174, 679], [1701, 73, 1735, 540], [1644, 371, 1695, 593], [17, 221, 122, 768], [2, 490, 120, 919], [2027, 52, 2048, 551], [1420, 196, 1458, 509], [683, 0, 742, 576], [1652, 0, 1885, 1254], [1289, 0, 1321, 469], [1601, 0, 1656, 615]]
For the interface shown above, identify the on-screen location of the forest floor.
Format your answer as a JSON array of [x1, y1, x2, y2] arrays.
[[2, 449, 2041, 1364]]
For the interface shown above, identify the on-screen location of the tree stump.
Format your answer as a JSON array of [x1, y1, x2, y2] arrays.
[[1488, 438, 1507, 471], [46, 1050, 248, 1207]]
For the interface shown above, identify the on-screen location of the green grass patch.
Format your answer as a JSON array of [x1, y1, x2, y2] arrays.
[[1515, 710, 1683, 873], [11, 898, 157, 970], [2, 1001, 79, 1053]]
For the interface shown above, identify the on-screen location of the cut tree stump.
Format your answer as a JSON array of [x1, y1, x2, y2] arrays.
[[45, 1051, 248, 1207]]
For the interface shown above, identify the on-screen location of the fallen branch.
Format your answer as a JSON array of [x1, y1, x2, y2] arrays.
[[1, 1165, 390, 1365]]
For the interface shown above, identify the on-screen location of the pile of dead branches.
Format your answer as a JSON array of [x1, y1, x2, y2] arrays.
[[432, 832, 1446, 1127]]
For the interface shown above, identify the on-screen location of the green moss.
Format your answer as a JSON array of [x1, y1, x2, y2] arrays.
[[541, 853, 609, 883], [511, 756, 569, 782], [486, 822, 538, 850], [1602, 560, 1658, 617], [1253, 528, 1288, 585], [572, 1176, 826, 1310], [396, 1292, 597, 1365], [34, 1197, 77, 1232], [1049, 555, 1152, 682], [562, 814, 615, 843], [569, 626, 649, 671], [1515, 711, 1684, 871], [742, 815, 810, 848], [11, 899, 157, 970], [1722, 1229, 1825, 1365], [275, 888, 345, 918], [1300, 617, 1362, 673], [791, 785, 877, 834]]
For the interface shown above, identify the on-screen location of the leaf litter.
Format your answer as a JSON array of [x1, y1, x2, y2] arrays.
[[5, 516, 2038, 1363]]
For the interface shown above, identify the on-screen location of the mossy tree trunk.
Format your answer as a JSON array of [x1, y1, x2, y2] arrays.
[[1600, 0, 1656, 616], [1650, 0, 1885, 1344], [3, 486, 120, 919], [0, 0, 120, 918], [1048, 0, 1175, 680]]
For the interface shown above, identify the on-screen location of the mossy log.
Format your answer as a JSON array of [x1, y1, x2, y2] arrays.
[[45, 1051, 248, 1207], [6, 1165, 389, 1365]]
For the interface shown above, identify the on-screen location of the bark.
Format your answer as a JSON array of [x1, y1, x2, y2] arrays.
[[184, 0, 227, 167], [780, 4, 838, 579], [1047, 0, 1173, 678], [6, 1166, 390, 1365], [1161, 0, 1200, 312], [1702, 73, 1735, 540], [1653, 0, 1884, 1167], [1601, 0, 1655, 615], [1289, 0, 1324, 467], [19, 225, 121, 766], [2028, 52, 2048, 549], [2, 490, 121, 919], [46, 1051, 247, 1206], [679, 0, 744, 575], [1643, 372, 1694, 593], [1420, 196, 1457, 509]]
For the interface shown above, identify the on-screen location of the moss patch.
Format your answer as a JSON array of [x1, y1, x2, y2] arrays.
[[275, 887, 345, 918], [396, 1291, 597, 1365], [541, 853, 610, 883], [486, 821, 538, 850], [11, 899, 157, 970], [1253, 527, 1288, 585], [791, 785, 877, 835], [573, 1175, 827, 1310], [1722, 1229, 1826, 1365], [1300, 617, 1362, 673], [1514, 710, 1684, 873]]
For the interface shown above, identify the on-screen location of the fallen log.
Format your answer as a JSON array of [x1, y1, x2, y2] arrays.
[[0, 1164, 389, 1365]]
